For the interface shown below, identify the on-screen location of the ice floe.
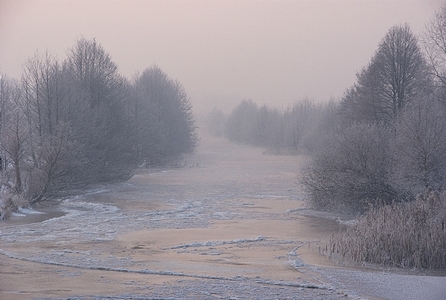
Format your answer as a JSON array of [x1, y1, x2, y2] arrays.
[[165, 236, 266, 250]]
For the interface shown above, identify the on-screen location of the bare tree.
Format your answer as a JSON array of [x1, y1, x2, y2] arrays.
[[303, 25, 443, 213], [17, 52, 79, 202], [27, 123, 75, 204], [225, 99, 260, 145], [132, 66, 198, 165], [301, 123, 395, 213], [0, 38, 201, 206], [423, 3, 446, 92], [341, 24, 430, 123], [376, 24, 428, 117], [21, 52, 63, 137], [391, 98, 446, 194], [283, 100, 333, 153], [257, 105, 284, 152], [0, 80, 27, 194], [64, 38, 134, 182]]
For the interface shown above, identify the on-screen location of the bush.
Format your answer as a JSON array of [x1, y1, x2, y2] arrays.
[[300, 123, 396, 213], [0, 189, 30, 220], [0, 197, 12, 220], [330, 189, 446, 269]]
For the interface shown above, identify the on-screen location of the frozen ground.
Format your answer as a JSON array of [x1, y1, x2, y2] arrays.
[[0, 134, 445, 300]]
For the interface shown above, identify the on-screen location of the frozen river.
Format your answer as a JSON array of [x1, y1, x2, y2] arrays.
[[0, 133, 445, 300]]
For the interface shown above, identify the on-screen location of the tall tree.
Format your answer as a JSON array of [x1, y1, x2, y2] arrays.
[[391, 98, 446, 194], [132, 66, 198, 165], [0, 77, 26, 194], [225, 99, 260, 145], [19, 52, 79, 202], [423, 4, 446, 89], [341, 24, 429, 123], [0, 38, 200, 208], [64, 38, 134, 182]]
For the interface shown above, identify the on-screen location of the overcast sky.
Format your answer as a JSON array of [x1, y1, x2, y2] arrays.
[[0, 0, 444, 113]]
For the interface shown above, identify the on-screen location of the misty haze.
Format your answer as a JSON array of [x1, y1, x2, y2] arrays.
[[1, 1, 446, 300]]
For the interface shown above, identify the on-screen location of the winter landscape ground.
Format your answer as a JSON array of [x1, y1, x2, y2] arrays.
[[0, 133, 445, 300]]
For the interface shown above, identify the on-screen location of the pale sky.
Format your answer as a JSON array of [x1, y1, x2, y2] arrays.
[[0, 0, 444, 113]]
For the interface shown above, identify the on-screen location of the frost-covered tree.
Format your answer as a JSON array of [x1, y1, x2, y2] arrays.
[[301, 123, 395, 213], [391, 98, 446, 194], [341, 24, 429, 123], [304, 24, 439, 213], [0, 38, 199, 210], [225, 100, 260, 145], [19, 52, 79, 202], [64, 38, 135, 182], [131, 66, 198, 165], [0, 77, 26, 194], [423, 3, 446, 94]]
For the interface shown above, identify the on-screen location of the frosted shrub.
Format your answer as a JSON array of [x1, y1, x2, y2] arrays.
[[330, 189, 446, 269], [0, 194, 13, 220], [301, 123, 395, 213], [0, 190, 30, 220]]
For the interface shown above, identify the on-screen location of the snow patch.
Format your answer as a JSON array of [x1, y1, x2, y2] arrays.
[[288, 246, 306, 268], [10, 207, 45, 217], [336, 218, 358, 226], [11, 212, 26, 217], [18, 207, 45, 214]]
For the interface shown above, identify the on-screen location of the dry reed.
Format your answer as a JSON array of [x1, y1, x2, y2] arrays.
[[330, 189, 446, 269]]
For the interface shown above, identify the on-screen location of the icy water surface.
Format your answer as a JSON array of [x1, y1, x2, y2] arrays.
[[1, 134, 445, 300]]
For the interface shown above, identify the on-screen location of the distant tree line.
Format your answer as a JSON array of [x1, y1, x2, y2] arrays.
[[212, 13, 446, 213], [0, 38, 197, 212], [208, 99, 337, 155]]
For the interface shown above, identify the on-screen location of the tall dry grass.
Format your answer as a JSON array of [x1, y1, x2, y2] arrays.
[[330, 189, 446, 269]]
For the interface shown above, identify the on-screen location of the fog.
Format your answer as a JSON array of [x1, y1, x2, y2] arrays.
[[0, 0, 443, 113], [2, 2, 446, 297]]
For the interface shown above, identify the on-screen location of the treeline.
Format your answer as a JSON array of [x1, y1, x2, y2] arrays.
[[0, 38, 197, 216], [207, 100, 337, 154]]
